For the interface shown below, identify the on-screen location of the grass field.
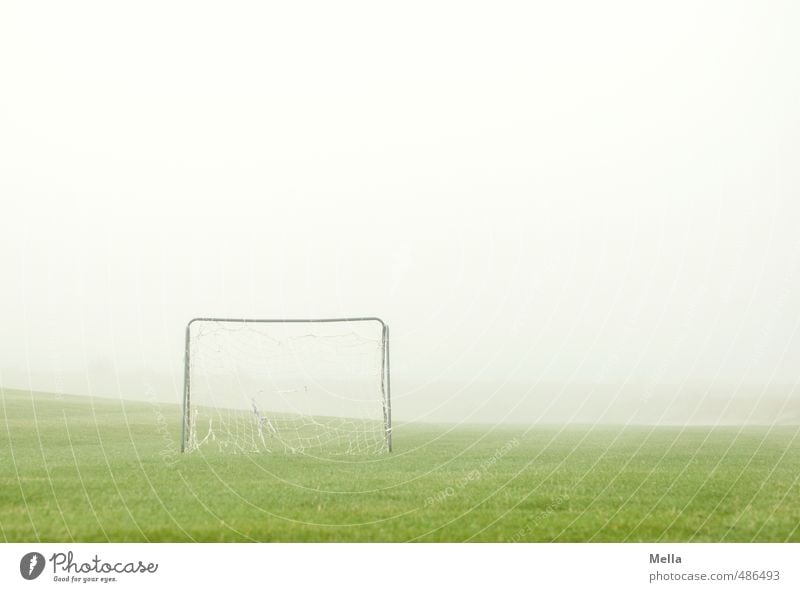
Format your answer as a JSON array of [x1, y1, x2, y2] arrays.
[[1, 388, 799, 542]]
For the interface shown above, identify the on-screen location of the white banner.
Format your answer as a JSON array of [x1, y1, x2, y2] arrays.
[[1, 543, 798, 591]]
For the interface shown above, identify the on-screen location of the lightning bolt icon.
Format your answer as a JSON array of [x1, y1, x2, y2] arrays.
[[29, 555, 38, 575]]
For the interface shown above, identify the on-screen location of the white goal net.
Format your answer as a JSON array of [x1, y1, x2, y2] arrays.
[[182, 318, 391, 456]]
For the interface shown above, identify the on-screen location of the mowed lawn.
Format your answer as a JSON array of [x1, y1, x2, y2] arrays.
[[1, 389, 799, 542]]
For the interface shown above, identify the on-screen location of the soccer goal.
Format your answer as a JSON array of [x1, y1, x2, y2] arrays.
[[181, 317, 391, 456]]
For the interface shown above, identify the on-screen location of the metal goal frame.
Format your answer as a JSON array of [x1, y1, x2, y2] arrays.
[[181, 316, 392, 453]]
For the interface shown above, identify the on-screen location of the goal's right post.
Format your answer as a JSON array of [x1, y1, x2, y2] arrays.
[[382, 323, 392, 453]]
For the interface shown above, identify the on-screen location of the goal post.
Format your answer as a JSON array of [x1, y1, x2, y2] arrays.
[[181, 317, 392, 455]]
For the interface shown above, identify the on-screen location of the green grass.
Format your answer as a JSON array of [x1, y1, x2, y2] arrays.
[[2, 388, 799, 542]]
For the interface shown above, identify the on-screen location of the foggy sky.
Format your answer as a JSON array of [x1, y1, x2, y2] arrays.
[[2, 1, 799, 423]]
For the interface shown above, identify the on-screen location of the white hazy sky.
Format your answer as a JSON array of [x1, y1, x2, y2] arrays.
[[1, 1, 799, 422]]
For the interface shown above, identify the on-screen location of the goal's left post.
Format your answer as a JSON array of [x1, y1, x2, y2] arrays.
[[180, 320, 191, 453]]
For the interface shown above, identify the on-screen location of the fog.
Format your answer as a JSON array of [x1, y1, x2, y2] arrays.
[[2, 1, 799, 424]]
